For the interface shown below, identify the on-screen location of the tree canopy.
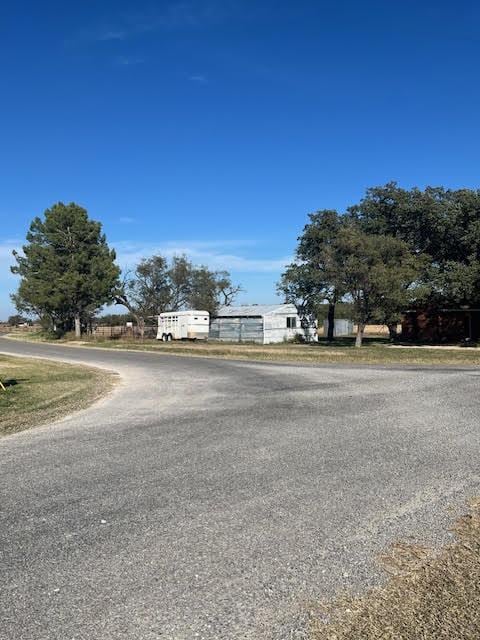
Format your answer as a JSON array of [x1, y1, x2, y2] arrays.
[[11, 205, 241, 339], [115, 254, 241, 336], [348, 182, 480, 307], [335, 225, 425, 345], [279, 190, 433, 345], [11, 203, 120, 336], [278, 210, 346, 340]]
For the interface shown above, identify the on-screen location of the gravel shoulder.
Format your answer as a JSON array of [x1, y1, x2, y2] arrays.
[[1, 337, 479, 639]]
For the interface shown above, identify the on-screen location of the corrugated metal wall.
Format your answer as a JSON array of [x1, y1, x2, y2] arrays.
[[210, 316, 264, 342], [322, 319, 354, 337]]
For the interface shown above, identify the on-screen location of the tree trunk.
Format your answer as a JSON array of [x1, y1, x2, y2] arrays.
[[387, 322, 398, 341], [74, 313, 81, 339], [327, 303, 335, 341], [114, 295, 145, 340], [135, 315, 145, 339], [355, 323, 364, 348]]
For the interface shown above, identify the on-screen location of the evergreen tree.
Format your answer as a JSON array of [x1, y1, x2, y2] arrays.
[[11, 203, 120, 337]]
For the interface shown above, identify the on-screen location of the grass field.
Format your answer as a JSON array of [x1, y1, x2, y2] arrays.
[[9, 332, 480, 366], [0, 355, 116, 436], [311, 499, 480, 639]]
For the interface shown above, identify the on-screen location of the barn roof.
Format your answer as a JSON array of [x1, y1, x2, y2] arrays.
[[216, 304, 298, 317]]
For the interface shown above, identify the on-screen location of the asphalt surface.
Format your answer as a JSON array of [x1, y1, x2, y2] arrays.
[[1, 337, 480, 640]]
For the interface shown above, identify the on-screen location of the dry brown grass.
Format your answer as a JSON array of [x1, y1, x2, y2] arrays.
[[311, 499, 480, 639], [10, 332, 480, 366], [61, 339, 480, 366], [0, 355, 116, 436]]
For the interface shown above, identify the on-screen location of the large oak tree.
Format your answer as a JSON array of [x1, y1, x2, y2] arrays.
[[336, 225, 425, 346], [348, 183, 480, 307], [280, 211, 426, 346]]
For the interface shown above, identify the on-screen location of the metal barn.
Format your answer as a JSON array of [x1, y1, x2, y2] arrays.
[[209, 304, 311, 344]]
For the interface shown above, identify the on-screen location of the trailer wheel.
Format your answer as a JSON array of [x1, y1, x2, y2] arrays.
[[167, 333, 173, 341], [161, 333, 168, 342]]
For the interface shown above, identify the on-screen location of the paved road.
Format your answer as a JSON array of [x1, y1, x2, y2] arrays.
[[1, 338, 479, 640]]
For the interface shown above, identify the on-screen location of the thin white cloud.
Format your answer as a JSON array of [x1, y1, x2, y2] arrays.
[[189, 74, 208, 83], [73, 1, 239, 45], [97, 30, 127, 41], [121, 2, 225, 34], [0, 237, 290, 318], [114, 56, 145, 66], [118, 216, 136, 224], [113, 240, 291, 274]]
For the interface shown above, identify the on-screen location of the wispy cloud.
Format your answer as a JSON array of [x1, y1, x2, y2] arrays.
[[118, 216, 136, 224], [113, 240, 291, 274], [96, 30, 127, 41], [119, 2, 232, 35], [74, 1, 238, 45], [114, 55, 145, 66], [0, 238, 288, 317], [189, 74, 208, 84]]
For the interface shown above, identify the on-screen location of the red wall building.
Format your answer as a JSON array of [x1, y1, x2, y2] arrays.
[[402, 308, 480, 343]]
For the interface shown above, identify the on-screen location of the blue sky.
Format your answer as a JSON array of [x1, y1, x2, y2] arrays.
[[2, 0, 480, 318]]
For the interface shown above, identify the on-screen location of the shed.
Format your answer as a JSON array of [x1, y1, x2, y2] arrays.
[[322, 318, 354, 337], [210, 304, 313, 344]]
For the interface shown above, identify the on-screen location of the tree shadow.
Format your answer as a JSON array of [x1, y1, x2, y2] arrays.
[[1, 378, 27, 388], [314, 336, 390, 348]]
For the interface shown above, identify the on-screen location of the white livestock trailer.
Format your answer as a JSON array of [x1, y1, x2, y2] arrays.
[[157, 310, 210, 341]]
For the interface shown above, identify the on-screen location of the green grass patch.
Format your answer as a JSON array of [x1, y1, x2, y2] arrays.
[[0, 355, 116, 436], [311, 499, 480, 639]]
